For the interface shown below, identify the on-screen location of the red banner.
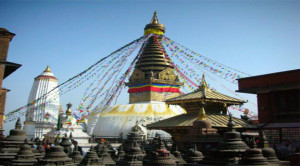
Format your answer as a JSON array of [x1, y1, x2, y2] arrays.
[[128, 86, 180, 93]]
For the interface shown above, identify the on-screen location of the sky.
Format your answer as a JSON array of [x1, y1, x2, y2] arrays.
[[1, 0, 299, 135]]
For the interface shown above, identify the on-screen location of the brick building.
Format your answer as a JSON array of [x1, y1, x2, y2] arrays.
[[0, 28, 22, 137], [237, 69, 300, 143]]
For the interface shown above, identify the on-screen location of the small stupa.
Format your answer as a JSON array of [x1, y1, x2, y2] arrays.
[[94, 142, 104, 155], [123, 123, 144, 152], [0, 118, 28, 165], [143, 139, 176, 166], [117, 141, 144, 166], [71, 146, 83, 165], [38, 137, 73, 166], [258, 131, 281, 165], [200, 114, 249, 165], [44, 103, 94, 153], [98, 144, 115, 165], [171, 145, 186, 166], [239, 139, 270, 165], [184, 144, 204, 164], [60, 134, 73, 156], [10, 139, 37, 166], [79, 146, 103, 166]]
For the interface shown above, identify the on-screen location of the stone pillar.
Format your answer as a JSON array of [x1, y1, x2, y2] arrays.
[[0, 28, 15, 136]]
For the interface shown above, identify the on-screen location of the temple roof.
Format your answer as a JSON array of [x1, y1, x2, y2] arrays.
[[147, 113, 256, 129], [165, 75, 245, 105]]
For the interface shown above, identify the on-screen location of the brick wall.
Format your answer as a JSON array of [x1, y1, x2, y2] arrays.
[[0, 29, 15, 134], [0, 89, 7, 130]]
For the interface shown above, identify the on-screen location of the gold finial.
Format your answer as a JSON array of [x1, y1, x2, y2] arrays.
[[144, 10, 165, 35], [66, 103, 72, 116], [198, 103, 206, 120], [44, 66, 52, 73], [150, 10, 159, 24], [199, 74, 208, 89], [198, 74, 212, 92]]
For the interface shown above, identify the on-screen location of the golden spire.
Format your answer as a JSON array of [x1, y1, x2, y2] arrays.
[[198, 102, 206, 120], [150, 10, 159, 24], [66, 103, 72, 116], [44, 66, 52, 73], [199, 74, 208, 89], [144, 11, 165, 35]]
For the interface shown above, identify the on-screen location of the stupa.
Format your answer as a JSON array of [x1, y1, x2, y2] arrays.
[[199, 114, 249, 165], [170, 145, 186, 166], [259, 131, 281, 165], [38, 138, 73, 166], [24, 66, 60, 139], [239, 139, 270, 165], [10, 139, 37, 166], [0, 118, 28, 165], [79, 146, 103, 166], [97, 144, 116, 165], [71, 146, 83, 165], [143, 138, 176, 166], [184, 144, 204, 164], [44, 103, 94, 152], [117, 141, 144, 166], [123, 123, 144, 152], [60, 134, 73, 156], [86, 11, 186, 139]]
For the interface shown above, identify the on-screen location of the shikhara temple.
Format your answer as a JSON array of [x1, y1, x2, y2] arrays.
[[0, 11, 299, 166], [24, 66, 60, 139]]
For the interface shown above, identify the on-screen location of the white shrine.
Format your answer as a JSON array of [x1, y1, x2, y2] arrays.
[[44, 104, 95, 152], [24, 66, 60, 139]]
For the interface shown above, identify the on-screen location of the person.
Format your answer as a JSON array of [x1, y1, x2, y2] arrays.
[[278, 142, 292, 160], [73, 141, 83, 156], [46, 144, 51, 153]]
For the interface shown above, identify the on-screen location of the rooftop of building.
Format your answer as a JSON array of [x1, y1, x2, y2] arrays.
[[237, 69, 300, 94]]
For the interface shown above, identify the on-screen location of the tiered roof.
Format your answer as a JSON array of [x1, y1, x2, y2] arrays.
[[166, 75, 245, 105]]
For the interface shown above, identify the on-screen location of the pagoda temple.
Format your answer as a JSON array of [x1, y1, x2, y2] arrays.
[[147, 75, 257, 150], [86, 11, 185, 139]]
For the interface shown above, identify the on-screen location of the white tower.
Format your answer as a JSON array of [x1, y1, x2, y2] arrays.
[[24, 66, 60, 139]]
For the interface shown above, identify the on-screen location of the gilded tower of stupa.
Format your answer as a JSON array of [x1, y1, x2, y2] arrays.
[[86, 12, 185, 138], [126, 11, 183, 103]]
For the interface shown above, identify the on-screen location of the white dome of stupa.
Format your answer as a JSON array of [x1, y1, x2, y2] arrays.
[[86, 102, 186, 138]]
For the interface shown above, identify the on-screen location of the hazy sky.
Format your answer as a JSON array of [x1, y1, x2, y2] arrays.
[[1, 0, 299, 134]]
